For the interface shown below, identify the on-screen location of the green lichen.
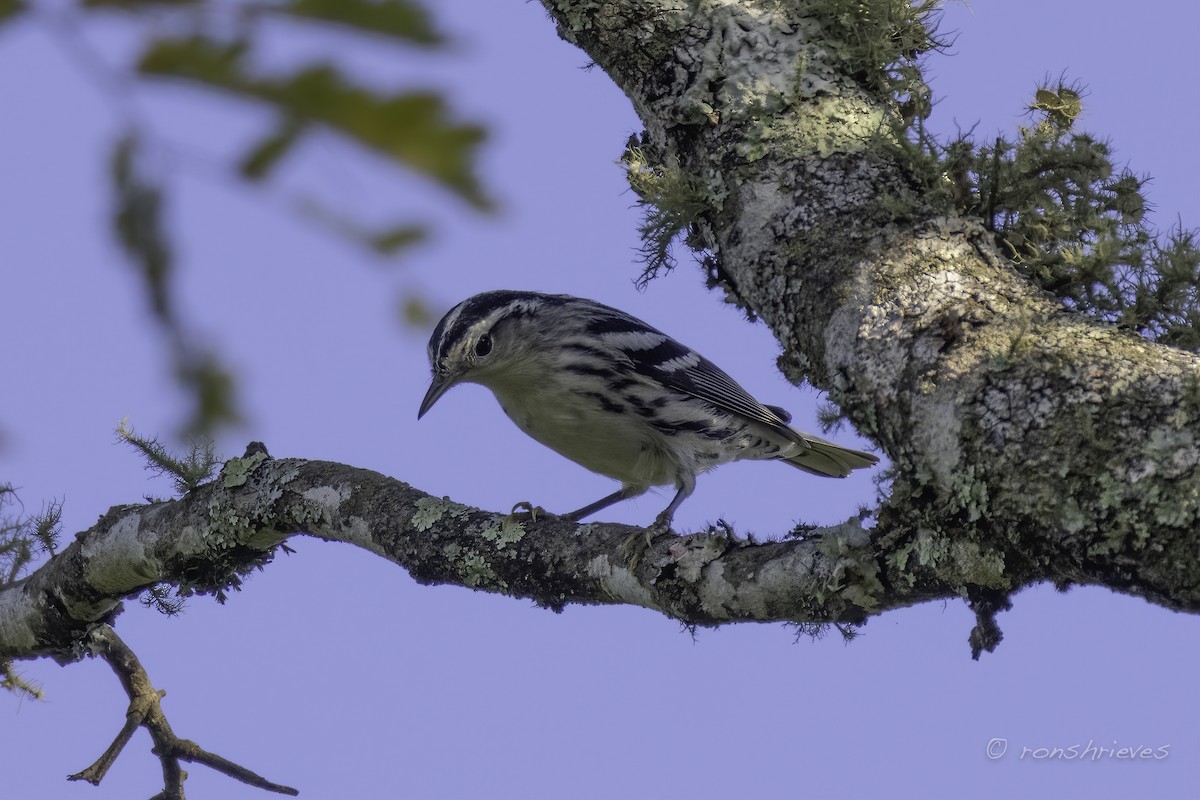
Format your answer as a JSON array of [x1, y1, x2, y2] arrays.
[[1058, 497, 1088, 535], [622, 146, 715, 286], [739, 95, 891, 162], [205, 497, 247, 549], [411, 496, 470, 532], [222, 451, 268, 488], [116, 418, 219, 494], [1154, 484, 1200, 529], [950, 466, 990, 524], [460, 553, 503, 589], [1087, 524, 1125, 558], [889, 542, 914, 584], [807, 0, 942, 99], [818, 526, 884, 611], [913, 527, 948, 568], [948, 541, 1008, 590], [1145, 428, 1195, 465], [920, 83, 1200, 352], [480, 517, 526, 549], [176, 488, 279, 602], [441, 542, 505, 590]]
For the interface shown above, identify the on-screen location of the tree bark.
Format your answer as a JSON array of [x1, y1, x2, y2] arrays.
[[3, 0, 1198, 666], [0, 450, 944, 663], [540, 1, 1200, 623]]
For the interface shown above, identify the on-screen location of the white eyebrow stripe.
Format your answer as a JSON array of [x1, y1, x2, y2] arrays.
[[434, 304, 466, 358]]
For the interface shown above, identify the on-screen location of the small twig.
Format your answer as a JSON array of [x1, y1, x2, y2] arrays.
[[67, 696, 148, 785], [68, 625, 298, 798]]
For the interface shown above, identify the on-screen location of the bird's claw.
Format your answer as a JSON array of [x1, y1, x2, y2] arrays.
[[649, 513, 675, 544], [508, 501, 549, 522], [620, 515, 674, 571]]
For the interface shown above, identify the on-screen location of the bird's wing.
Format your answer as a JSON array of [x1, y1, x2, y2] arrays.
[[624, 335, 806, 446], [638, 344, 879, 476], [574, 298, 805, 444]]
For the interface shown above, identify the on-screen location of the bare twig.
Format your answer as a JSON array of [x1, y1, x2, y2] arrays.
[[68, 625, 298, 798]]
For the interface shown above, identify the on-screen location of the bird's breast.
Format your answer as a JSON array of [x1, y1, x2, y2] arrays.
[[486, 378, 676, 487]]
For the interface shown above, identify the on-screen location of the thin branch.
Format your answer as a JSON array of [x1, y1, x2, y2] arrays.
[[68, 624, 298, 798]]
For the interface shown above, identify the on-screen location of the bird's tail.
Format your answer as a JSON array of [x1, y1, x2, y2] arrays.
[[782, 435, 878, 478]]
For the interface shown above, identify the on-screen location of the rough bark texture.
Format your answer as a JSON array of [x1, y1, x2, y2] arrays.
[[0, 451, 948, 663], [3, 0, 1199, 666], [541, 0, 1200, 625]]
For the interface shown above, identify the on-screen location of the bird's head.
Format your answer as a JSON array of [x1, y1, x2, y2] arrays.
[[418, 290, 559, 419]]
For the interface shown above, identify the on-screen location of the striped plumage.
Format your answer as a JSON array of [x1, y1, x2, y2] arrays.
[[419, 290, 877, 528]]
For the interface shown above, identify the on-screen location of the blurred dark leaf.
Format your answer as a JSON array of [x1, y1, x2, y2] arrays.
[[275, 0, 442, 45], [111, 134, 173, 322], [82, 0, 199, 7], [399, 295, 433, 329], [297, 196, 427, 256], [139, 36, 490, 208], [239, 118, 308, 179], [0, 0, 26, 30], [59, 1, 489, 437], [178, 352, 239, 436], [370, 224, 426, 254]]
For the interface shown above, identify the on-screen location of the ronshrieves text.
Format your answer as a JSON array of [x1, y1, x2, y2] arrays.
[[986, 738, 1170, 761]]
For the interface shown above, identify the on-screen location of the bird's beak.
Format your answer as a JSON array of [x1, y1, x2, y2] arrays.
[[418, 371, 458, 419]]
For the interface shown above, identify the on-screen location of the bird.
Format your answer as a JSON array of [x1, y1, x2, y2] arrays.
[[418, 290, 878, 529]]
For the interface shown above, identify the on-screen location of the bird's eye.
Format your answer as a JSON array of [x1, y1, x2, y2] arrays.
[[474, 333, 493, 357]]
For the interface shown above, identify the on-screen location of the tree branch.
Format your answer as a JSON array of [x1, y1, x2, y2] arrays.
[[1, 444, 1194, 670], [67, 624, 297, 798], [532, 0, 1200, 619], [2, 1, 1197, 690]]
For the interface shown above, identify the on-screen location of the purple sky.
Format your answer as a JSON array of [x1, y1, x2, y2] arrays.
[[2, 2, 1197, 798]]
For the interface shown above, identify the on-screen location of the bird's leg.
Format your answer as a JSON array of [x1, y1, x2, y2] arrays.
[[649, 475, 695, 538], [563, 485, 646, 522], [621, 475, 698, 569]]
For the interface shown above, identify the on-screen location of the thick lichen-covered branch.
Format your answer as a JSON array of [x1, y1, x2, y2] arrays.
[[2, 445, 1195, 668], [536, 0, 1200, 623], [0, 449, 947, 663]]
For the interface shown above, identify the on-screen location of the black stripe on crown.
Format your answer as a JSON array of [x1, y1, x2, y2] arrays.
[[428, 290, 569, 366]]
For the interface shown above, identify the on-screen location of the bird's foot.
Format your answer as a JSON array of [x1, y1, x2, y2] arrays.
[[619, 514, 674, 571], [618, 531, 651, 571], [508, 501, 550, 523], [648, 511, 677, 543]]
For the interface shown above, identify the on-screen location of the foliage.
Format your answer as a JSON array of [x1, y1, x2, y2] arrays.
[[137, 35, 488, 208], [111, 134, 242, 434], [269, 0, 443, 44], [928, 81, 1200, 351], [4, 0, 489, 437], [0, 0, 25, 29]]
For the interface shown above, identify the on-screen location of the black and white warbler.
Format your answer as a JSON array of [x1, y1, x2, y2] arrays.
[[418, 290, 878, 529]]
